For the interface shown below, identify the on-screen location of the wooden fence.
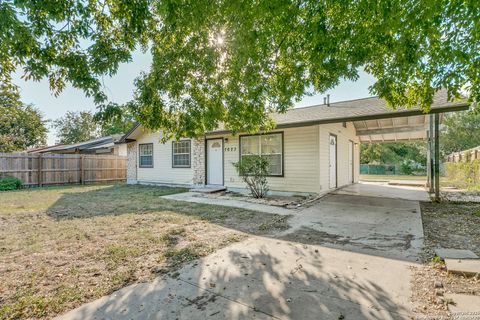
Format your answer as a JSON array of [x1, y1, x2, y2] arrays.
[[0, 153, 127, 186], [446, 146, 480, 163]]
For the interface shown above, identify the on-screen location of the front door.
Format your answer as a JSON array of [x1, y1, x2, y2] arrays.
[[207, 139, 223, 185], [329, 134, 337, 189], [348, 140, 354, 183]]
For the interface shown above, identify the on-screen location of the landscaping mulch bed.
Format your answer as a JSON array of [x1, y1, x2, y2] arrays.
[[0, 184, 289, 319]]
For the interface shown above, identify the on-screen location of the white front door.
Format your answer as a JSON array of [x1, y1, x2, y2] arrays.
[[329, 135, 337, 189], [348, 140, 354, 183], [207, 139, 223, 185]]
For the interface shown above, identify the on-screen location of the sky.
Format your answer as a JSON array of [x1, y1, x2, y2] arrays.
[[13, 50, 376, 145]]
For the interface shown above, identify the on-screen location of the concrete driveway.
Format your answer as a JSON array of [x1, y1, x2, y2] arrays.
[[281, 182, 427, 262], [58, 182, 427, 320], [58, 237, 414, 320]]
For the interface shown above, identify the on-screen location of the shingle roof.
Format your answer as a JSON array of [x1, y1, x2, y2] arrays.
[[120, 89, 470, 140], [260, 89, 469, 129]]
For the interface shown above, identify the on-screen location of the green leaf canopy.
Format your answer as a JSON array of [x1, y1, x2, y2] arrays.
[[1, 0, 478, 139]]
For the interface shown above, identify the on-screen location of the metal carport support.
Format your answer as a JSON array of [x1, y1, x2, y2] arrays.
[[427, 113, 440, 201]]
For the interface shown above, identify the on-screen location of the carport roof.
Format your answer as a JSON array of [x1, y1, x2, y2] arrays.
[[120, 89, 470, 142]]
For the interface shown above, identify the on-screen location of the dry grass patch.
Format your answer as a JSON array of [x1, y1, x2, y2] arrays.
[[0, 184, 289, 319]]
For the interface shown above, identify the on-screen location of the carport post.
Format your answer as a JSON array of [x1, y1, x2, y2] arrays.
[[434, 113, 440, 201], [428, 114, 435, 193]]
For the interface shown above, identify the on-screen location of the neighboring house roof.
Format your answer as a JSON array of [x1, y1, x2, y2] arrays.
[[119, 89, 470, 142], [28, 134, 124, 153]]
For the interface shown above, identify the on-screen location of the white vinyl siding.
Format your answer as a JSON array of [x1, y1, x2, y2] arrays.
[[136, 131, 194, 185]]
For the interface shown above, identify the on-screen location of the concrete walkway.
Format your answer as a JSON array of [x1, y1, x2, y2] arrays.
[[58, 237, 415, 320]]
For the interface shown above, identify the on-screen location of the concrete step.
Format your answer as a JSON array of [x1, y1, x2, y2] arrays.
[[435, 248, 479, 260], [445, 258, 480, 276], [445, 293, 480, 313]]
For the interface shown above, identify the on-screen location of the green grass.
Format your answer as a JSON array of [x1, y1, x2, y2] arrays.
[[0, 183, 288, 319]]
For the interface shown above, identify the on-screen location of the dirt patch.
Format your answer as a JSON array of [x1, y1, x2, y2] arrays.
[[0, 184, 290, 319], [411, 263, 480, 317], [420, 201, 480, 259], [412, 201, 480, 318]]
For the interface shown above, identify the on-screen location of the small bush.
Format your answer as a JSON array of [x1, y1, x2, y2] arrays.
[[0, 177, 23, 191], [444, 160, 480, 189], [233, 155, 269, 198]]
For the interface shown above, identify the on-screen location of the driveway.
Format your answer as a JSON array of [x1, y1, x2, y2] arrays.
[[58, 182, 426, 319], [58, 237, 414, 320], [281, 182, 426, 262]]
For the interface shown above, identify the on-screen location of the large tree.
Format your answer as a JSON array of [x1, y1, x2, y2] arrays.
[[441, 111, 480, 156], [1, 1, 478, 139], [0, 84, 48, 152], [53, 111, 100, 144]]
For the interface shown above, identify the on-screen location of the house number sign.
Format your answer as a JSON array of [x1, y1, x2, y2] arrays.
[[224, 147, 237, 152]]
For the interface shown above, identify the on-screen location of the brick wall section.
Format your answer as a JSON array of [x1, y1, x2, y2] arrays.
[[126, 141, 137, 184], [192, 137, 205, 185]]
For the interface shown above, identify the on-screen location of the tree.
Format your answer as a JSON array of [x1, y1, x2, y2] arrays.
[[94, 104, 136, 136], [441, 111, 480, 156], [2, 1, 478, 139], [361, 142, 427, 165], [0, 84, 48, 152], [53, 111, 100, 144]]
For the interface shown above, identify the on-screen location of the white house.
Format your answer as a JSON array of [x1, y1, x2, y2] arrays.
[[119, 90, 469, 195]]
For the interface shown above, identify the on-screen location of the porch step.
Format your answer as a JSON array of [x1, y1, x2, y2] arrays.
[[445, 258, 480, 276], [189, 186, 227, 194], [435, 248, 479, 260], [445, 293, 480, 313]]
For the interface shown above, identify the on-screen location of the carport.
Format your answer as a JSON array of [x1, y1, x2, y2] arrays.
[[350, 96, 469, 200]]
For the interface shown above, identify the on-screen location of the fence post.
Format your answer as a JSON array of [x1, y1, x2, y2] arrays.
[[38, 154, 43, 187], [80, 155, 85, 185]]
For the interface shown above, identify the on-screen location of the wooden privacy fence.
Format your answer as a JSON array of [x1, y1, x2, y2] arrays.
[[0, 153, 127, 186], [446, 146, 480, 163]]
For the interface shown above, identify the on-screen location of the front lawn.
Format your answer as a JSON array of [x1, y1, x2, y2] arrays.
[[0, 184, 289, 319]]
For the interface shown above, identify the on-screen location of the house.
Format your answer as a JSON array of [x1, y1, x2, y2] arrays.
[[27, 135, 127, 156], [119, 90, 469, 195]]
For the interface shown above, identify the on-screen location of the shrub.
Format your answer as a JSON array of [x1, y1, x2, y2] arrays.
[[0, 176, 23, 191], [233, 155, 269, 198], [444, 160, 480, 189]]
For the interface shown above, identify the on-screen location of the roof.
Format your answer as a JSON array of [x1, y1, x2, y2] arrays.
[[29, 134, 124, 153], [120, 89, 470, 142]]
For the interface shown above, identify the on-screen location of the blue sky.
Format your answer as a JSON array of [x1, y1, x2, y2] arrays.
[[13, 50, 376, 144]]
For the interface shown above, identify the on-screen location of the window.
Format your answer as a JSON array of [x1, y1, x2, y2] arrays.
[[172, 140, 191, 167], [139, 143, 153, 167], [240, 133, 283, 176]]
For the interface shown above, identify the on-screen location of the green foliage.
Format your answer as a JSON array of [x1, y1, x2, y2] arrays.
[[1, 1, 479, 138], [361, 142, 427, 165], [444, 160, 480, 189], [233, 155, 270, 198], [94, 103, 136, 136], [0, 84, 48, 152], [53, 111, 100, 144], [0, 177, 23, 191], [441, 111, 480, 156]]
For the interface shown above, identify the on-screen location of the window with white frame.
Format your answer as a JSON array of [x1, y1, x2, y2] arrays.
[[139, 143, 153, 167], [172, 140, 191, 167], [240, 133, 283, 176]]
